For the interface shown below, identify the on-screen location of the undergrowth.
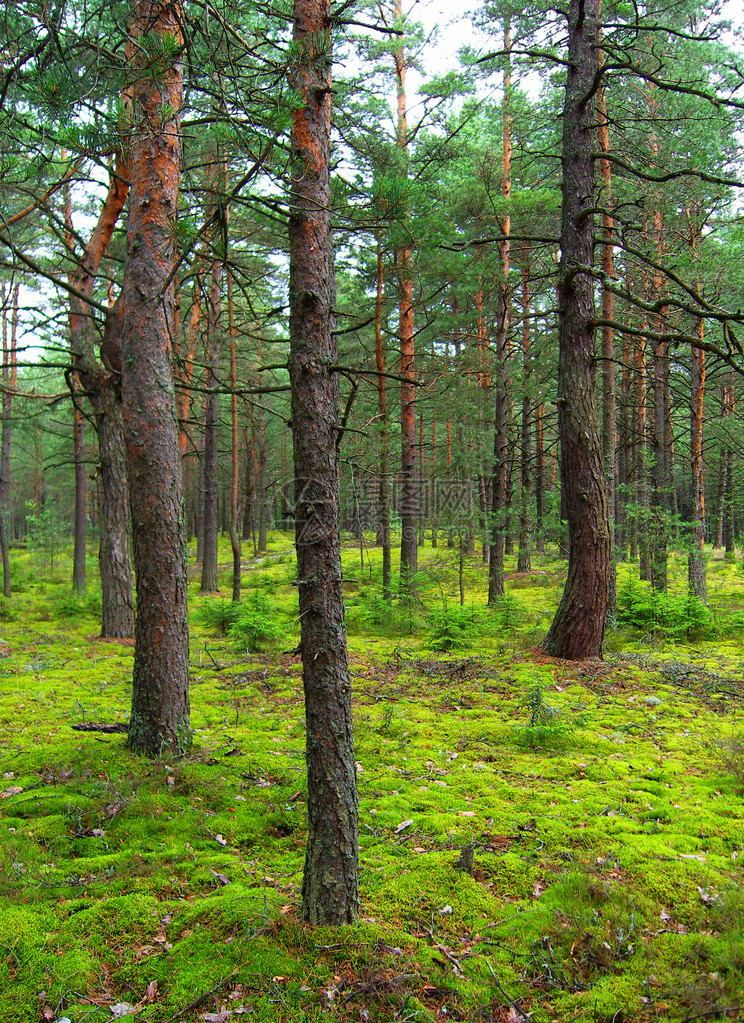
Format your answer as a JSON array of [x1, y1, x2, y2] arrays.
[[1, 536, 744, 1023]]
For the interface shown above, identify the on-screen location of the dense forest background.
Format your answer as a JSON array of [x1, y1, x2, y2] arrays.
[[1, 0, 743, 626]]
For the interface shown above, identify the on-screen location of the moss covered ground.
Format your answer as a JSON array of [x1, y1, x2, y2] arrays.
[[2, 535, 744, 1022]]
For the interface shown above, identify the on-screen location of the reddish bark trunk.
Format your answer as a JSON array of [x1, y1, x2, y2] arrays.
[[488, 19, 512, 604], [374, 232, 391, 597], [394, 0, 417, 587], [122, 0, 190, 756], [0, 284, 17, 597]]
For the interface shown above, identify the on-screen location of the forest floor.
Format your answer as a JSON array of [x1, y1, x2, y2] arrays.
[[2, 534, 744, 1023]]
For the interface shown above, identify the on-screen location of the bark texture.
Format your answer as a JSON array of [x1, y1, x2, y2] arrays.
[[374, 233, 392, 598], [98, 385, 135, 637], [543, 0, 611, 660], [488, 20, 512, 604], [0, 284, 18, 598], [289, 0, 359, 926], [393, 0, 417, 587], [66, 155, 134, 637], [122, 0, 190, 756]]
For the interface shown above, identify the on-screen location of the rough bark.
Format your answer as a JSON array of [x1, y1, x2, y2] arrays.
[[0, 284, 18, 597], [122, 0, 190, 756], [98, 384, 135, 637], [66, 158, 134, 634], [517, 248, 532, 574], [289, 0, 359, 926], [488, 19, 512, 605], [394, 0, 417, 588], [689, 324, 707, 601], [64, 184, 88, 596], [374, 232, 392, 598], [650, 211, 668, 593], [597, 39, 616, 618], [534, 389, 545, 553], [543, 0, 610, 660], [200, 254, 222, 592], [200, 141, 225, 593], [71, 400, 87, 593], [227, 265, 242, 603]]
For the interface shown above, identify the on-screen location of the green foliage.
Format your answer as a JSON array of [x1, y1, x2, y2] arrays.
[[427, 601, 485, 651], [227, 594, 284, 653], [4, 536, 744, 1022], [489, 589, 528, 634], [346, 588, 423, 637], [54, 591, 101, 620], [24, 503, 65, 572], [617, 575, 715, 640], [196, 599, 243, 637], [514, 683, 573, 749], [706, 729, 744, 793]]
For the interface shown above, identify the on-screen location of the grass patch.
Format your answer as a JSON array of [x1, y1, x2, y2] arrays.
[[0, 538, 743, 1021]]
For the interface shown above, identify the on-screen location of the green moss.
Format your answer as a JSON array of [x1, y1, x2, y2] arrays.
[[4, 539, 744, 1020]]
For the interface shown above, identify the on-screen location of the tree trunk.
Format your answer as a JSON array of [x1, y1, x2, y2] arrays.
[[543, 0, 610, 660], [488, 18, 512, 604], [97, 383, 135, 638], [289, 0, 359, 926], [200, 249, 222, 592], [635, 334, 650, 578], [394, 0, 417, 589], [122, 0, 190, 757], [227, 266, 242, 603], [689, 325, 707, 601], [534, 389, 545, 553], [650, 211, 668, 593], [597, 40, 616, 619], [517, 252, 532, 575], [0, 283, 18, 598], [72, 400, 88, 593], [374, 233, 392, 598], [257, 408, 268, 552]]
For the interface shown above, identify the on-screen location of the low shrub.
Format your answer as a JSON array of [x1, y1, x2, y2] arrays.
[[427, 602, 486, 651], [617, 577, 715, 640], [227, 594, 284, 653]]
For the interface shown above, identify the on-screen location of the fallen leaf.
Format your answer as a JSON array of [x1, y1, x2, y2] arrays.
[[533, 881, 546, 898], [395, 819, 413, 834], [210, 869, 230, 886], [1, 785, 22, 798], [110, 1004, 136, 1018], [215, 834, 227, 847], [457, 811, 476, 817], [144, 980, 158, 1003]]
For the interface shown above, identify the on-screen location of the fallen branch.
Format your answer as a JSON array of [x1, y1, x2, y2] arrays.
[[71, 722, 128, 734]]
